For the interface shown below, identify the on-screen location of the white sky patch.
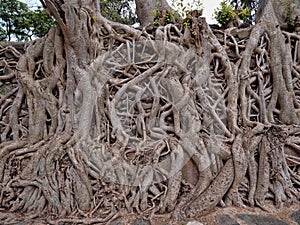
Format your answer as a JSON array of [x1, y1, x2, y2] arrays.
[[20, 0, 222, 24], [202, 0, 223, 24], [167, 0, 223, 24], [20, 0, 41, 8]]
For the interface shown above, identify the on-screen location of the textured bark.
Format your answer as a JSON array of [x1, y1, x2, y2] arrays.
[[257, 0, 300, 25], [0, 0, 300, 224]]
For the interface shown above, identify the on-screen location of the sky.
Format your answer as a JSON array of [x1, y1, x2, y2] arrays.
[[202, 0, 223, 24], [167, 0, 223, 24], [21, 0, 222, 24], [201, 0, 224, 23]]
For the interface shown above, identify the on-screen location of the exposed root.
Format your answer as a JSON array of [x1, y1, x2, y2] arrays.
[[0, 1, 300, 224]]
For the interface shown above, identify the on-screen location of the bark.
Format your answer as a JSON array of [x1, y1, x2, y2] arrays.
[[0, 0, 300, 224], [257, 0, 300, 25]]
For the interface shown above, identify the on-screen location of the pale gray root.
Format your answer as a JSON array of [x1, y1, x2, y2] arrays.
[[0, 0, 300, 224]]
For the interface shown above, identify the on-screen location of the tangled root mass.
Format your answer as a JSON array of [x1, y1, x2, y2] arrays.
[[0, 1, 300, 224]]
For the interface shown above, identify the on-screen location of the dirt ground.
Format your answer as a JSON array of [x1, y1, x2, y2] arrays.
[[0, 203, 300, 224], [143, 203, 300, 225]]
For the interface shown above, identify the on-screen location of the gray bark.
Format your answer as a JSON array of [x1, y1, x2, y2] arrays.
[[257, 0, 300, 25], [1, 0, 300, 224]]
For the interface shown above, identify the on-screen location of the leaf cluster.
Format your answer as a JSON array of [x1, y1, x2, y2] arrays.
[[0, 0, 55, 41], [152, 0, 203, 27], [170, 0, 203, 18], [214, 0, 250, 26], [230, 0, 258, 23], [152, 9, 175, 26], [100, 0, 137, 25], [182, 9, 203, 28]]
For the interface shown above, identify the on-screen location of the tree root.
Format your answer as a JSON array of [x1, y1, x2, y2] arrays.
[[0, 1, 300, 223]]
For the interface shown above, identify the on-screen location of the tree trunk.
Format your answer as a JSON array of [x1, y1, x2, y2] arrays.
[[257, 0, 300, 25], [0, 0, 300, 224]]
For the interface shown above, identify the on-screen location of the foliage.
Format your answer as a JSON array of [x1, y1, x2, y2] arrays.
[[230, 0, 258, 23], [152, 0, 203, 26], [170, 0, 203, 18], [0, 0, 30, 41], [100, 0, 137, 25], [214, 0, 251, 26], [182, 9, 203, 28], [238, 6, 251, 20], [214, 1, 236, 26], [0, 0, 55, 41], [27, 6, 56, 39], [152, 9, 175, 26], [2, 0, 300, 224]]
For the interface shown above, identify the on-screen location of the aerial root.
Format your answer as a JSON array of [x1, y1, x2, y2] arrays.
[[0, 10, 300, 223]]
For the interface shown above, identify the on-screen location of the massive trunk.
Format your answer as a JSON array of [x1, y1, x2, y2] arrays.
[[257, 0, 300, 25], [0, 0, 300, 224]]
